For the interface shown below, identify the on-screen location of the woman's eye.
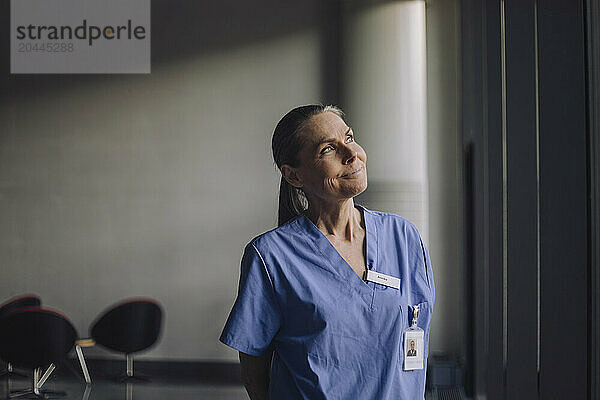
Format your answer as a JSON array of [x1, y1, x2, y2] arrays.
[[321, 136, 354, 154]]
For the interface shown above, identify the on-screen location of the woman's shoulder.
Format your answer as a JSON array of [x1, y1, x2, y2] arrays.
[[362, 205, 422, 238], [367, 207, 414, 224], [244, 214, 304, 255]]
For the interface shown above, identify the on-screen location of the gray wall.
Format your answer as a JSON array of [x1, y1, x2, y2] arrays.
[[0, 0, 463, 362], [0, 0, 323, 361], [425, 0, 464, 359], [342, 1, 429, 242]]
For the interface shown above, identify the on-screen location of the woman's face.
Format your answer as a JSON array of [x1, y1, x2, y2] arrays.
[[285, 111, 368, 203]]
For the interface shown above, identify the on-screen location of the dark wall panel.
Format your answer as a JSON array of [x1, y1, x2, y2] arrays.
[[537, 0, 588, 398], [464, 0, 590, 398], [504, 0, 539, 398]]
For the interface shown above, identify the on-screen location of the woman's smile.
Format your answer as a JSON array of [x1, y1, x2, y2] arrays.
[[341, 166, 363, 178]]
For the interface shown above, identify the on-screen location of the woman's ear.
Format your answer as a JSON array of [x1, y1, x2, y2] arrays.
[[281, 164, 303, 189]]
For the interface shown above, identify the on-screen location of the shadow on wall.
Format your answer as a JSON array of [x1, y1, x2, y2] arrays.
[[0, 0, 341, 106]]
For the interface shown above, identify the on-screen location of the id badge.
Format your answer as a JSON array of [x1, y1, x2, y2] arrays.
[[403, 304, 424, 371]]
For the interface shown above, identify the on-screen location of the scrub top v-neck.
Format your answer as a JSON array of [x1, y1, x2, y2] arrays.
[[220, 203, 435, 400], [299, 203, 378, 305]]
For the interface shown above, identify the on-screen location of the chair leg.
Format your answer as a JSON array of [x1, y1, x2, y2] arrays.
[[116, 354, 148, 383], [37, 364, 55, 389], [9, 367, 66, 399], [9, 368, 40, 399], [0, 362, 28, 379], [126, 354, 133, 378], [75, 345, 91, 383]]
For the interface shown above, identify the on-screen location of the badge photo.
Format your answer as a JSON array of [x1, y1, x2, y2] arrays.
[[403, 304, 424, 371]]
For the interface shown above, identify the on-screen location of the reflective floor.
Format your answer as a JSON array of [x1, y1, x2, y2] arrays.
[[0, 377, 248, 400], [1, 369, 445, 399]]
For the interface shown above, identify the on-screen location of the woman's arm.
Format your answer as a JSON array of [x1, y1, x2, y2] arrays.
[[239, 350, 273, 400]]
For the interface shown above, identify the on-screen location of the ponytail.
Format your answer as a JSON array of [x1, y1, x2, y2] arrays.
[[277, 176, 307, 227]]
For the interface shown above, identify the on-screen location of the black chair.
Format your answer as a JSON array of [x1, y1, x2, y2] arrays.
[[0, 306, 77, 398], [0, 294, 42, 379], [90, 297, 163, 382]]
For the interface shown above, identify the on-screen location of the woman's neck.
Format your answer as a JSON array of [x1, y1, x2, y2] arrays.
[[305, 200, 364, 241]]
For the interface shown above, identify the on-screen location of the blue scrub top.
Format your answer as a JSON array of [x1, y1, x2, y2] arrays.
[[220, 203, 435, 399]]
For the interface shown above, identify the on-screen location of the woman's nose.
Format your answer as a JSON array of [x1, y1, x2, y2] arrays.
[[343, 147, 358, 163]]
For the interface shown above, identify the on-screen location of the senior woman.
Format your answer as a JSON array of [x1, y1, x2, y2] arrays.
[[219, 105, 435, 399]]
